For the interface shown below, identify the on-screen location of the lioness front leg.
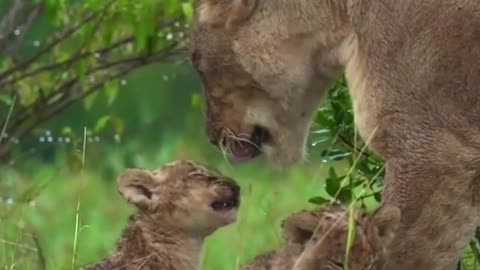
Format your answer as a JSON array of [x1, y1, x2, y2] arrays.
[[381, 153, 480, 270]]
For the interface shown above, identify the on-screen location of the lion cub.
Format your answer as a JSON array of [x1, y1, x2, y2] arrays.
[[242, 204, 400, 270], [83, 160, 240, 270]]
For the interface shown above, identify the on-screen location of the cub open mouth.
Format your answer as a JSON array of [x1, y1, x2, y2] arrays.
[[210, 194, 239, 211]]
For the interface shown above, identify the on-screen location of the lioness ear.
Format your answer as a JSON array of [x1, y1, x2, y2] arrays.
[[281, 211, 318, 244], [370, 204, 401, 245], [196, 0, 257, 29], [117, 169, 157, 210]]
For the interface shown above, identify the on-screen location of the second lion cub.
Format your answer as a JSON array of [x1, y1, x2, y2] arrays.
[[242, 204, 400, 270], [83, 160, 240, 270]]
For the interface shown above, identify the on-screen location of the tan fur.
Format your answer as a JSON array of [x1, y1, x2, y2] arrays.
[[82, 160, 240, 270], [188, 0, 480, 269], [241, 204, 400, 270]]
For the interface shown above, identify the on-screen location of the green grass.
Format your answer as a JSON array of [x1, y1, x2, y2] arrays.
[[0, 141, 336, 270], [1, 139, 479, 270]]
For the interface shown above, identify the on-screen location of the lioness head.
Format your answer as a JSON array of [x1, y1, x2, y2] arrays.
[[282, 204, 400, 270], [117, 160, 240, 236], [189, 0, 352, 165]]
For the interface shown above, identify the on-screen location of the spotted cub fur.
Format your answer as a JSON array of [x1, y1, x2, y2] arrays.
[[83, 160, 240, 270], [242, 204, 400, 270]]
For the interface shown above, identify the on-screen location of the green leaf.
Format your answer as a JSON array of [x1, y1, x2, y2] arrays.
[[74, 60, 88, 86], [191, 93, 201, 107], [0, 94, 12, 106], [182, 2, 194, 21], [314, 108, 335, 129], [61, 126, 73, 136], [308, 196, 330, 205], [17, 82, 39, 106], [357, 162, 372, 175], [325, 167, 341, 198], [337, 188, 353, 204], [104, 80, 119, 106], [351, 180, 366, 189], [321, 149, 352, 162], [191, 93, 205, 112], [15, 177, 51, 204], [84, 91, 99, 110], [110, 116, 125, 135], [94, 116, 111, 133], [311, 128, 331, 146], [311, 137, 329, 147], [312, 128, 331, 136]]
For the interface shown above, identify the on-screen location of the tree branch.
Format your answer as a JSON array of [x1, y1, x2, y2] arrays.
[[2, 39, 180, 134], [0, 18, 179, 88], [0, 47, 183, 161], [0, 0, 117, 83], [31, 232, 46, 270], [1, 4, 43, 59], [0, 0, 28, 50]]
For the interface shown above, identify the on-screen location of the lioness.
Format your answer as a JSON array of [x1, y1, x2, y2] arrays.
[[188, 0, 480, 269], [83, 160, 240, 270], [241, 204, 400, 270]]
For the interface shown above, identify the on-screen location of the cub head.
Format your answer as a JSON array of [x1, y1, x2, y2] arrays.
[[282, 204, 400, 270], [189, 0, 352, 166], [117, 160, 240, 236]]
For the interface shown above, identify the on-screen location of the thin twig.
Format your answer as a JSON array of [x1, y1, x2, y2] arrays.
[[338, 134, 371, 160], [31, 232, 46, 270], [0, 95, 16, 145], [0, 238, 37, 252], [71, 126, 87, 270]]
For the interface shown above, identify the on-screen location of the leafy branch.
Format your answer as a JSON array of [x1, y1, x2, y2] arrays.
[[0, 0, 190, 162]]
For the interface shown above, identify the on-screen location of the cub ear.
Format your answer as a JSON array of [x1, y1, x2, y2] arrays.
[[196, 0, 257, 29], [117, 169, 157, 210], [370, 204, 401, 245], [281, 211, 319, 244]]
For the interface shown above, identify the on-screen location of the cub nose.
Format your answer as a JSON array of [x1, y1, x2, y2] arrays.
[[217, 179, 240, 195], [230, 182, 240, 196]]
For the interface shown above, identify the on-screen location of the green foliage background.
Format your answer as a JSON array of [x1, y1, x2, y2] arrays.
[[0, 1, 478, 270]]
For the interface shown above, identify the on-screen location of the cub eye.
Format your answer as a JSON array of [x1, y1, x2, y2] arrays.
[[207, 176, 218, 181]]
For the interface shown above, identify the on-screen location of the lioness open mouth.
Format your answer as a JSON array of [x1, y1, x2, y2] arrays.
[[227, 126, 271, 161]]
